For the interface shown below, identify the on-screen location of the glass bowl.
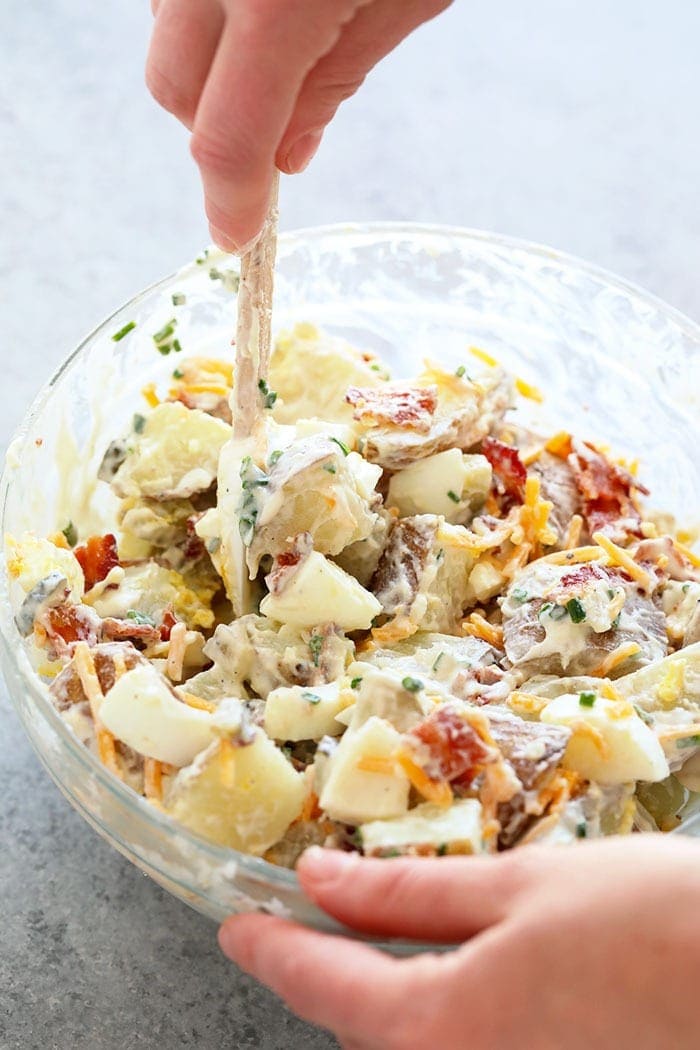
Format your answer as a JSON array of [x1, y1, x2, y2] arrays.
[[2, 223, 700, 951]]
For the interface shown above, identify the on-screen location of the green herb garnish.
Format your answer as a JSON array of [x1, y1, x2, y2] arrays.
[[566, 597, 587, 623], [511, 587, 529, 604], [61, 521, 77, 547], [153, 319, 177, 344], [132, 413, 146, 434], [257, 378, 278, 409], [171, 292, 186, 306], [455, 365, 467, 378], [330, 436, 350, 456], [575, 822, 587, 838], [268, 449, 283, 468], [437, 843, 449, 856], [402, 676, 424, 693], [447, 490, 460, 504], [579, 691, 596, 707], [125, 609, 156, 627], [323, 464, 337, 474], [549, 604, 568, 621], [309, 634, 324, 667], [432, 652, 445, 673], [682, 583, 691, 594], [676, 734, 700, 749], [112, 321, 136, 342], [302, 691, 321, 705], [350, 677, 363, 690], [611, 612, 622, 630], [206, 537, 221, 554], [172, 368, 184, 379]]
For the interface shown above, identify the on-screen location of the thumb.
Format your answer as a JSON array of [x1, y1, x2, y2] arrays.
[[297, 847, 526, 942]]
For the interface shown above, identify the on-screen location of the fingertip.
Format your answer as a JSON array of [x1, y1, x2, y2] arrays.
[[297, 847, 361, 895], [277, 129, 323, 175]]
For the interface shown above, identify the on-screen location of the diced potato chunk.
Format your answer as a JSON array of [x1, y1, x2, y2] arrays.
[[111, 402, 230, 499], [85, 561, 214, 629], [270, 322, 389, 424], [540, 693, 669, 784], [6, 533, 84, 601], [387, 450, 491, 523], [318, 716, 410, 824], [167, 733, 307, 854], [264, 681, 352, 741], [100, 663, 216, 766], [261, 550, 382, 631], [345, 664, 436, 733], [360, 799, 483, 855], [615, 642, 700, 714]]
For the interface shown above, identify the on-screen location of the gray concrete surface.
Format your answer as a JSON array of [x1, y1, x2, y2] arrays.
[[1, 1, 700, 1047]]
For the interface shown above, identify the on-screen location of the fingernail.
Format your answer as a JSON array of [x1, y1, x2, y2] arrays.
[[284, 130, 323, 174], [209, 225, 239, 253], [300, 847, 357, 883]]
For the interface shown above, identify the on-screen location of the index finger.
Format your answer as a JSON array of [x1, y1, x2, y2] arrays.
[[191, 2, 367, 250]]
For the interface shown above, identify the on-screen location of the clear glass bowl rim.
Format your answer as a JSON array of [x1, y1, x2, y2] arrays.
[[3, 219, 700, 899]]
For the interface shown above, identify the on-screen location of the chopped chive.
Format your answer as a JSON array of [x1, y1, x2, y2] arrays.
[[447, 490, 460, 504], [606, 588, 615, 599], [308, 634, 324, 667], [172, 368, 184, 379], [301, 691, 321, 704], [171, 292, 186, 306], [575, 822, 587, 838], [132, 413, 146, 434], [195, 249, 209, 265], [455, 365, 466, 378], [437, 843, 449, 856], [402, 676, 424, 693], [153, 319, 177, 344], [268, 449, 283, 468], [682, 583, 691, 594], [676, 734, 700, 749], [370, 363, 382, 372], [432, 652, 445, 673], [111, 321, 136, 342], [511, 587, 529, 604], [257, 377, 277, 409], [549, 604, 568, 621], [323, 464, 337, 474], [206, 537, 221, 554], [566, 597, 587, 623], [171, 338, 183, 353], [61, 521, 77, 548], [125, 609, 156, 627], [330, 436, 350, 456], [350, 677, 363, 690], [579, 691, 596, 707], [611, 612, 622, 629]]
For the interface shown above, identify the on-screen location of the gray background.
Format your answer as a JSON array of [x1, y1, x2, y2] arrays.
[[2, 1, 699, 1047]]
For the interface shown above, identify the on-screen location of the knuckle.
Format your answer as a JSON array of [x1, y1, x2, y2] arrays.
[[145, 64, 196, 122], [190, 127, 258, 180]]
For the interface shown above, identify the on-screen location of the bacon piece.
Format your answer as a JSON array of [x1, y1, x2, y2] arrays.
[[345, 385, 438, 432], [405, 706, 493, 786], [75, 534, 119, 591], [183, 515, 207, 561], [101, 617, 161, 647], [569, 442, 649, 540], [481, 437, 527, 502], [40, 603, 102, 655], [159, 607, 178, 641]]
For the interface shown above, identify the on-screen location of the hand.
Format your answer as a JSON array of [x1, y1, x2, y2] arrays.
[[219, 837, 700, 1049], [146, 0, 451, 252]]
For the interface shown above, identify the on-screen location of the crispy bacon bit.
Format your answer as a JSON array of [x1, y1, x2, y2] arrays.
[[345, 385, 438, 432], [481, 437, 527, 502], [559, 562, 609, 590], [101, 617, 161, 647], [183, 515, 207, 561], [159, 607, 178, 641], [265, 533, 313, 595], [405, 706, 493, 786], [41, 603, 101, 654], [75, 534, 119, 591], [569, 442, 649, 541]]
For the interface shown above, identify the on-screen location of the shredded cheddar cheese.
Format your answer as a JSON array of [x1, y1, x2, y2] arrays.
[[144, 758, 164, 801], [545, 431, 573, 458], [395, 751, 453, 807], [657, 661, 686, 709], [462, 612, 504, 648], [469, 345, 499, 368], [141, 382, 160, 407], [515, 377, 544, 403], [356, 755, 398, 775], [180, 692, 217, 713], [592, 642, 642, 678], [592, 532, 652, 589]]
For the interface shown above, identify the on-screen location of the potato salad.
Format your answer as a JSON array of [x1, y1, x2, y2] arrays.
[[7, 322, 700, 865]]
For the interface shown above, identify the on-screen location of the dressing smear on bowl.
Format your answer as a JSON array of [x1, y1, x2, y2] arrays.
[[6, 205, 700, 866]]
